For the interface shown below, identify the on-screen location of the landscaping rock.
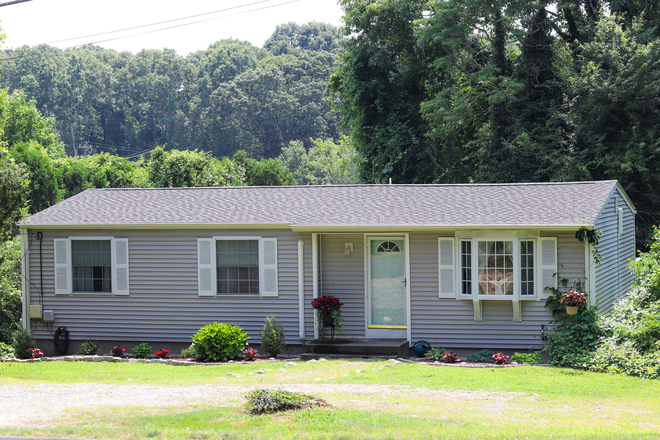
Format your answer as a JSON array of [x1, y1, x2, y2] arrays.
[[306, 359, 319, 363], [92, 355, 102, 362], [318, 358, 327, 361], [226, 373, 241, 378], [102, 356, 113, 362], [284, 362, 297, 367], [83, 356, 93, 362]]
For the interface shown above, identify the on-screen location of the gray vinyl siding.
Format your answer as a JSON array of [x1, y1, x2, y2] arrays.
[[319, 234, 365, 338], [594, 187, 636, 314], [409, 231, 583, 350], [26, 229, 314, 345]]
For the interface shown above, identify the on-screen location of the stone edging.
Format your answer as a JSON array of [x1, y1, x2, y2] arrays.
[[0, 356, 302, 366]]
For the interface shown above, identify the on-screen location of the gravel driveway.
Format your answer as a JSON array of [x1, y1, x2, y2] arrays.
[[1, 382, 512, 428]]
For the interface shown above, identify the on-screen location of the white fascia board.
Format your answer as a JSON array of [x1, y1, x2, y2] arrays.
[[614, 182, 637, 214], [22, 223, 291, 230]]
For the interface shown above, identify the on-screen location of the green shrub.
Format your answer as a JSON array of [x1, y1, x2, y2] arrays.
[[245, 389, 325, 414], [181, 345, 196, 359], [467, 350, 495, 363], [12, 329, 36, 359], [424, 346, 446, 361], [131, 342, 152, 359], [0, 341, 15, 359], [511, 352, 539, 364], [259, 315, 286, 357], [191, 322, 248, 362], [0, 237, 22, 344], [78, 337, 100, 355]]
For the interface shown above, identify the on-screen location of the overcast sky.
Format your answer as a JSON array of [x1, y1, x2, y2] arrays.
[[0, 0, 344, 55]]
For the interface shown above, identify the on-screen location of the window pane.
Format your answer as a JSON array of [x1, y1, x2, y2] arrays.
[[238, 267, 249, 280], [249, 252, 259, 266], [226, 240, 238, 253], [228, 280, 239, 294], [237, 240, 248, 252], [249, 240, 258, 252], [239, 280, 250, 293], [237, 251, 249, 266], [218, 280, 228, 294]]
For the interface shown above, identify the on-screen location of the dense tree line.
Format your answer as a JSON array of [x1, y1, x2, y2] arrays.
[[331, 0, 660, 246], [0, 22, 342, 159], [0, 88, 360, 342]]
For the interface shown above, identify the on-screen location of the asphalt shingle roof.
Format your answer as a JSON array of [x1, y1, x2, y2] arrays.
[[23, 181, 618, 229]]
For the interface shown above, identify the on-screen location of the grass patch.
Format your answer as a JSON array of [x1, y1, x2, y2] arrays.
[[1, 360, 660, 439]]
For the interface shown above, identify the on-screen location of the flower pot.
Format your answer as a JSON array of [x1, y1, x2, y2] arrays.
[[322, 314, 334, 328], [566, 305, 578, 315]]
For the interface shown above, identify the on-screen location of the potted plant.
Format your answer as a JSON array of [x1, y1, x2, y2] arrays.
[[311, 294, 344, 341], [561, 289, 587, 315]]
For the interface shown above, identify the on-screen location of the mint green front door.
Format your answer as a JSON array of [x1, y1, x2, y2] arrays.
[[367, 237, 407, 338]]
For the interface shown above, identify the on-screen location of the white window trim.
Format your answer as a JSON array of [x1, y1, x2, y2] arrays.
[[65, 236, 127, 296], [211, 235, 273, 297], [454, 234, 540, 301]]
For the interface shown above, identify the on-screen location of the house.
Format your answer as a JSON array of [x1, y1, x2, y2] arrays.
[[20, 181, 636, 355]]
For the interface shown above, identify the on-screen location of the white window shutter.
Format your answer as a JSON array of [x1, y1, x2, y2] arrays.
[[540, 237, 558, 299], [261, 238, 278, 297], [438, 238, 455, 298], [113, 238, 130, 296], [197, 238, 215, 297], [54, 238, 70, 295]]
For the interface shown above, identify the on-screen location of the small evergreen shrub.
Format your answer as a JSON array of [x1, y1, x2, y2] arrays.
[[245, 389, 326, 414], [191, 322, 249, 362], [12, 329, 36, 359], [131, 342, 152, 359], [181, 345, 196, 358], [467, 350, 495, 363], [259, 315, 286, 357], [0, 342, 15, 359], [78, 337, 101, 355], [511, 352, 539, 364], [424, 346, 446, 361]]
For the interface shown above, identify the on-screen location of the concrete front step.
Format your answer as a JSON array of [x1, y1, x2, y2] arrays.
[[304, 338, 408, 358]]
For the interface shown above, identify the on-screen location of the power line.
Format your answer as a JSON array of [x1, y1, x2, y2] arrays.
[[0, 0, 32, 7], [65, 0, 300, 49], [45, 0, 278, 45], [0, 0, 300, 61]]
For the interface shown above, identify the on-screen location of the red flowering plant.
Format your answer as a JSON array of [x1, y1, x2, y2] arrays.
[[28, 348, 44, 359], [155, 349, 170, 359], [111, 346, 126, 357], [243, 346, 257, 361], [492, 352, 510, 364], [561, 289, 588, 307], [311, 294, 344, 334], [444, 350, 458, 363]]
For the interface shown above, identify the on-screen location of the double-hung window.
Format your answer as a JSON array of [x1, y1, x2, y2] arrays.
[[197, 236, 278, 297], [53, 237, 130, 295]]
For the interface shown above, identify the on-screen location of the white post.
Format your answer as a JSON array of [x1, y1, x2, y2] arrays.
[[312, 233, 319, 340], [297, 239, 305, 340], [20, 228, 30, 331]]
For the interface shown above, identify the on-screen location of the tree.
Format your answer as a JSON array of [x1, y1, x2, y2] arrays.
[[264, 22, 342, 55], [0, 149, 28, 241], [329, 0, 437, 184], [279, 137, 359, 185], [233, 150, 296, 186], [147, 147, 244, 188], [0, 236, 21, 344]]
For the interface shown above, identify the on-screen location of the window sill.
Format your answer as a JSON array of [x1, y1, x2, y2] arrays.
[[458, 295, 537, 301]]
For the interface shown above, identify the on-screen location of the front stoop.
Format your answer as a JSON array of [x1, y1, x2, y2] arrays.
[[301, 338, 408, 360]]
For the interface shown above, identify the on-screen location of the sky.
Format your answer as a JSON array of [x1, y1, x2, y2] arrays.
[[0, 0, 345, 55]]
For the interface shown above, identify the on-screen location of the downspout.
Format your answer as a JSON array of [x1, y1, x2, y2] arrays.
[[312, 233, 319, 340], [20, 228, 30, 331], [297, 239, 305, 341]]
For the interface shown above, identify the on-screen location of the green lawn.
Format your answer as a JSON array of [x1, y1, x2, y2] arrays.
[[1, 359, 659, 439]]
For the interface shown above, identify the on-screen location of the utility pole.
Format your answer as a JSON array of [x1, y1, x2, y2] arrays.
[[79, 143, 92, 157], [0, 0, 33, 7]]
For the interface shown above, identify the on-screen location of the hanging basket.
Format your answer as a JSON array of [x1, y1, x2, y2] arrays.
[[566, 305, 578, 315]]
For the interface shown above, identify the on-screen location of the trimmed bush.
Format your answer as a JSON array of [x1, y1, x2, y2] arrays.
[[78, 337, 100, 355], [245, 389, 326, 414], [180, 345, 196, 359], [131, 342, 152, 359], [259, 315, 286, 357], [12, 329, 37, 359], [467, 350, 495, 363], [192, 322, 248, 362]]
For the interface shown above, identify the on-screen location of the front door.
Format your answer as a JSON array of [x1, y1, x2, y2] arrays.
[[366, 237, 407, 338]]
